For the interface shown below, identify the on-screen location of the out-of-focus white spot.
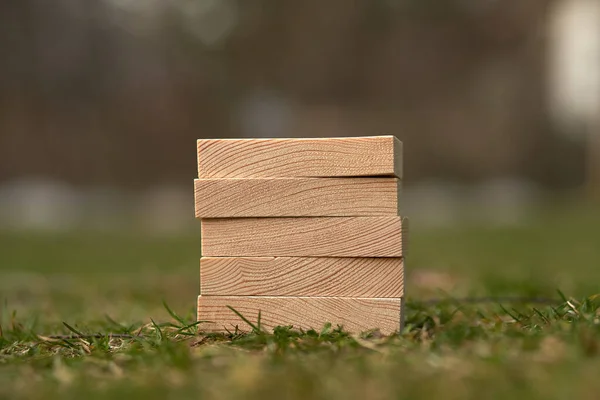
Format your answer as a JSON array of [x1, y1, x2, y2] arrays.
[[134, 185, 195, 235], [0, 177, 543, 232], [548, 0, 600, 133], [177, 0, 239, 47], [403, 178, 541, 229], [468, 178, 541, 226], [0, 179, 83, 231], [106, 0, 164, 13]]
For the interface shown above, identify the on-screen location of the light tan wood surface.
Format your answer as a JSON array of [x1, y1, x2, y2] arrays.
[[201, 217, 405, 257], [194, 177, 400, 218], [200, 257, 404, 297], [197, 296, 403, 334], [197, 136, 402, 178]]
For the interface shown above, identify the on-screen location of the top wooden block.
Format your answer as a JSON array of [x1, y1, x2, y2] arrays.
[[197, 136, 402, 178]]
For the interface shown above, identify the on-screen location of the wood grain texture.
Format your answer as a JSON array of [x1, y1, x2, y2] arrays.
[[194, 178, 400, 218], [197, 296, 403, 334], [200, 257, 404, 297], [201, 217, 405, 257], [197, 136, 402, 179]]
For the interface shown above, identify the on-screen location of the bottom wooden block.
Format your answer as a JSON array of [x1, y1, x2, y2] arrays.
[[197, 296, 403, 334]]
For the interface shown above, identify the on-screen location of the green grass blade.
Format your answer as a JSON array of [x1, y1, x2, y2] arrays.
[[150, 318, 164, 342], [162, 300, 187, 327], [62, 322, 85, 337], [226, 305, 261, 333]]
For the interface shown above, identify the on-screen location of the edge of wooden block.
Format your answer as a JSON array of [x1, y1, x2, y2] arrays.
[[401, 216, 409, 259], [197, 135, 398, 144], [399, 297, 406, 332], [393, 136, 403, 179]]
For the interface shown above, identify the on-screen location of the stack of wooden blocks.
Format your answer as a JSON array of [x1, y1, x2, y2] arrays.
[[194, 136, 407, 334]]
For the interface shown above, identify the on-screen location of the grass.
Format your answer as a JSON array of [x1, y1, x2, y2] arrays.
[[1, 201, 600, 399]]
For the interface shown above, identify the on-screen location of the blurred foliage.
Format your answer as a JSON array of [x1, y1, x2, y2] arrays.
[[1, 0, 582, 189]]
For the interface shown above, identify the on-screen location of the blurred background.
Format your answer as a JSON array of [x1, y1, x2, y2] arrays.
[[1, 0, 600, 322], [1, 0, 599, 232]]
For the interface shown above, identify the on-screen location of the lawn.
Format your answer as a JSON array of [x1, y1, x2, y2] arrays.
[[1, 200, 600, 399]]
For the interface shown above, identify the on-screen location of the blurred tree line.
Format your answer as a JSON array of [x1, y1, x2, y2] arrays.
[[0, 0, 584, 189]]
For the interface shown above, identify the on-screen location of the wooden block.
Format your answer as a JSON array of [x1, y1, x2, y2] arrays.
[[197, 136, 402, 179], [200, 257, 404, 297], [194, 177, 400, 218], [197, 296, 403, 334], [201, 217, 405, 257]]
